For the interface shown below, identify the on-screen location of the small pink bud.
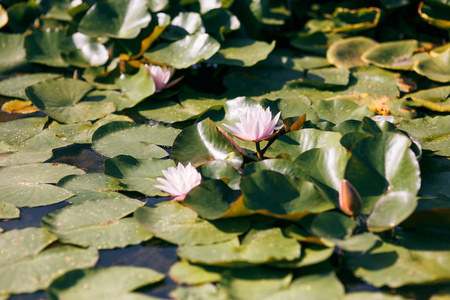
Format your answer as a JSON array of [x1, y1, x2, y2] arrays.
[[339, 179, 362, 216]]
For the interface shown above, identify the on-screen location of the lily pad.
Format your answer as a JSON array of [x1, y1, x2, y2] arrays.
[[0, 33, 30, 74], [104, 155, 175, 196], [0, 117, 47, 147], [414, 49, 450, 83], [0, 163, 84, 207], [78, 0, 151, 39], [0, 202, 20, 219], [270, 244, 334, 268], [419, 2, 450, 30], [169, 260, 222, 285], [115, 65, 155, 105], [367, 191, 417, 232], [0, 73, 61, 100], [241, 170, 334, 218], [361, 40, 417, 70], [25, 77, 116, 124], [135, 201, 250, 246], [0, 228, 98, 295], [266, 129, 342, 159], [177, 226, 301, 266], [397, 115, 450, 156], [92, 121, 178, 159], [47, 266, 164, 299], [1, 100, 40, 114], [207, 39, 276, 67], [144, 33, 220, 69], [344, 292, 406, 300], [24, 29, 68, 67], [61, 33, 109, 67], [313, 99, 375, 124], [41, 198, 151, 249], [401, 85, 450, 112], [197, 160, 241, 189], [345, 132, 420, 213], [171, 118, 244, 169], [327, 36, 378, 68]]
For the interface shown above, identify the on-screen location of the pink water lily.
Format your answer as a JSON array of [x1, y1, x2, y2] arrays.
[[145, 64, 182, 92], [223, 106, 282, 142], [154, 162, 202, 201]]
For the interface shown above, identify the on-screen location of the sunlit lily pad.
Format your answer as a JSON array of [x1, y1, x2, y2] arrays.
[[115, 65, 155, 105], [171, 283, 226, 300], [41, 198, 151, 249], [345, 132, 420, 213], [172, 118, 243, 169], [202, 8, 240, 42], [78, 0, 151, 39], [0, 228, 98, 295], [0, 33, 31, 74], [169, 260, 222, 285], [343, 66, 400, 98], [197, 160, 241, 189], [1, 100, 40, 114], [92, 121, 179, 159], [0, 117, 47, 147], [312, 99, 374, 124], [0, 163, 84, 207], [135, 201, 250, 246], [144, 33, 220, 69], [264, 271, 345, 300], [47, 266, 164, 299], [414, 49, 450, 83], [401, 85, 450, 112], [178, 226, 301, 266], [207, 39, 276, 67], [269, 244, 334, 269], [344, 292, 406, 300], [61, 32, 109, 67], [418, 2, 450, 30], [327, 36, 378, 68], [397, 115, 450, 156], [361, 40, 417, 70], [26, 78, 116, 124], [104, 155, 175, 196]]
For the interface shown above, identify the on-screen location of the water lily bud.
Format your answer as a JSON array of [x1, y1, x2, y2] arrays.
[[154, 162, 202, 201], [222, 106, 282, 142], [339, 179, 362, 216]]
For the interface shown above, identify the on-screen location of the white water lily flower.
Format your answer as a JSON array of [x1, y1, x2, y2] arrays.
[[145, 64, 182, 92], [154, 162, 202, 201], [223, 106, 282, 142]]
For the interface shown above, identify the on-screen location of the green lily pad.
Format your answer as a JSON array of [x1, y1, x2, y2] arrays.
[[168, 12, 204, 36], [207, 39, 276, 67], [171, 118, 243, 169], [137, 92, 226, 123], [92, 121, 179, 159], [171, 283, 227, 300], [177, 226, 301, 266], [0, 117, 47, 147], [293, 67, 350, 88], [397, 115, 450, 156], [0, 228, 98, 295], [327, 36, 378, 68], [104, 155, 175, 196], [0, 33, 30, 74], [115, 65, 155, 105], [26, 77, 116, 124], [361, 40, 417, 70], [0, 73, 61, 100], [47, 266, 164, 300], [367, 191, 417, 232], [0, 202, 20, 219], [135, 201, 250, 246], [346, 231, 450, 287], [241, 170, 334, 218], [41, 198, 151, 249], [243, 159, 307, 179], [144, 33, 220, 69], [345, 132, 420, 213], [24, 29, 68, 67], [330, 7, 381, 33], [414, 49, 450, 83], [419, 2, 450, 30], [78, 0, 151, 39], [197, 160, 241, 189], [312, 99, 375, 124], [219, 267, 292, 300], [293, 147, 352, 207], [266, 129, 342, 159], [331, 232, 379, 252], [169, 260, 222, 285], [0, 130, 71, 167], [260, 97, 318, 123], [270, 244, 334, 268], [307, 211, 357, 240], [264, 271, 345, 300], [0, 163, 84, 207], [48, 114, 134, 144], [344, 292, 406, 300], [401, 85, 450, 112]]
